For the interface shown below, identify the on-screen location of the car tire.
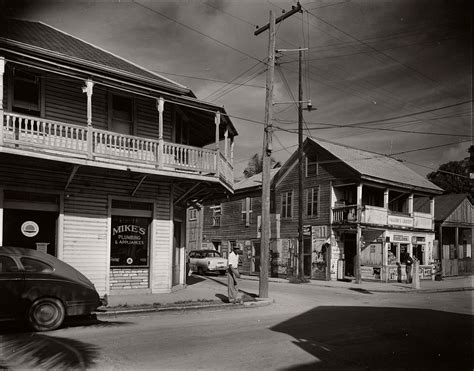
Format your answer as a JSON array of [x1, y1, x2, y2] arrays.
[[28, 297, 65, 332], [197, 267, 204, 275]]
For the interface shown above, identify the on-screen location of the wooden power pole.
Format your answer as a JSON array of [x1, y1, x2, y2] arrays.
[[255, 3, 302, 298], [298, 48, 304, 281]]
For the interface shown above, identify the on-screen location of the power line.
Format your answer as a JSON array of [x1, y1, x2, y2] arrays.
[[132, 0, 265, 65]]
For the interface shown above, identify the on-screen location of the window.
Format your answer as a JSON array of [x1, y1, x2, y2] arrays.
[[111, 94, 133, 135], [189, 208, 197, 221], [281, 191, 293, 218], [20, 258, 53, 273], [306, 154, 318, 177], [241, 197, 252, 226], [0, 256, 19, 273], [211, 204, 222, 227], [12, 69, 41, 116], [110, 216, 150, 267], [306, 187, 319, 217]]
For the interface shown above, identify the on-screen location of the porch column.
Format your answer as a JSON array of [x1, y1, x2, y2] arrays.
[[82, 79, 94, 158], [215, 111, 220, 151], [429, 197, 435, 229], [224, 127, 229, 160], [355, 225, 362, 283], [0, 57, 5, 146], [408, 193, 414, 216], [230, 138, 234, 166], [384, 189, 389, 209], [157, 97, 164, 168], [455, 226, 459, 259], [215, 111, 220, 172], [357, 183, 363, 221]]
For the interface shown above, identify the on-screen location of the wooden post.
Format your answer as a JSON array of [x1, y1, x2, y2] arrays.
[[0, 57, 5, 146], [356, 226, 362, 283], [259, 10, 276, 298], [408, 193, 414, 216], [157, 97, 164, 168], [230, 138, 234, 166], [82, 79, 94, 158], [298, 48, 304, 281]]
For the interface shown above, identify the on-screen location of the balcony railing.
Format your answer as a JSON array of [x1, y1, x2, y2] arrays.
[[1, 112, 233, 187], [332, 204, 432, 230]]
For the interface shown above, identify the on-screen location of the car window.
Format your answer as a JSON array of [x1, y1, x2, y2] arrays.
[[20, 257, 53, 273], [0, 256, 19, 273]]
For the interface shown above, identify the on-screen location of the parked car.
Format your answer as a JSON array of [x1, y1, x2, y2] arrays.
[[188, 249, 228, 275], [0, 246, 106, 331]]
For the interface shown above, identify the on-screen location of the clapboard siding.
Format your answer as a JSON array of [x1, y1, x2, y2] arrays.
[[44, 77, 87, 126]]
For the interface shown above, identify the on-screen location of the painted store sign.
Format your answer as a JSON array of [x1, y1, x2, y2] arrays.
[[111, 216, 149, 266]]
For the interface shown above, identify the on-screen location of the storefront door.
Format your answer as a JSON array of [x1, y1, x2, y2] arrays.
[[344, 233, 356, 277], [251, 241, 260, 274], [3, 209, 57, 256]]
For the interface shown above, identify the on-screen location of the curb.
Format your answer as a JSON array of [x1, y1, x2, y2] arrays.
[[95, 299, 273, 319]]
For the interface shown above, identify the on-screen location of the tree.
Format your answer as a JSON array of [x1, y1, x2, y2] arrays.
[[427, 146, 473, 203], [243, 153, 281, 178]]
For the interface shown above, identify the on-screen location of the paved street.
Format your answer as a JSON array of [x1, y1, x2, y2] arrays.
[[1, 278, 472, 370]]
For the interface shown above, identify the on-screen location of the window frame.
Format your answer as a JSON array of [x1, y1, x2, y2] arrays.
[[241, 197, 253, 226], [108, 92, 135, 135], [281, 191, 293, 219], [306, 186, 319, 217], [189, 208, 197, 221], [211, 204, 222, 227], [305, 155, 319, 177], [10, 68, 43, 116]]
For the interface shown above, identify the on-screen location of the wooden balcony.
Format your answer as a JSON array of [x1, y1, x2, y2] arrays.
[[0, 112, 233, 189], [332, 204, 433, 230]]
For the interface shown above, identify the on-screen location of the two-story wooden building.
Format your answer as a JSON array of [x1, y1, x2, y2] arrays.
[[198, 138, 443, 282], [0, 18, 237, 297]]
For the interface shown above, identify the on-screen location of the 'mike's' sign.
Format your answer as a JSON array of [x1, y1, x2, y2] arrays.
[[388, 214, 413, 227]]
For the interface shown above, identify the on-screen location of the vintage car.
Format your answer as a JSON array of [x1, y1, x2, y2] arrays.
[[0, 246, 106, 331], [188, 249, 228, 275]]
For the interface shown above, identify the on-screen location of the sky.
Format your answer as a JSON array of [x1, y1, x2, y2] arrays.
[[5, 0, 472, 180]]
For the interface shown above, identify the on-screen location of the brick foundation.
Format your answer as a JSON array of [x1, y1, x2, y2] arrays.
[[110, 268, 149, 290]]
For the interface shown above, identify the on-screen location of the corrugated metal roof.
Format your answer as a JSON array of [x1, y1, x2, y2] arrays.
[[0, 18, 187, 91], [309, 138, 442, 192]]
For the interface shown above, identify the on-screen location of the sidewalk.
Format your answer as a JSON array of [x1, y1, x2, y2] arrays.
[[97, 274, 472, 318]]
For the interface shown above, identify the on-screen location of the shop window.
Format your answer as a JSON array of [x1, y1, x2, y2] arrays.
[[306, 187, 319, 217], [241, 197, 252, 226], [281, 191, 293, 219], [12, 69, 41, 116], [110, 216, 150, 267]]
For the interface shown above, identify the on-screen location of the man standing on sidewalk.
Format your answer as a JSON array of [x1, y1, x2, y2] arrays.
[[227, 246, 241, 304]]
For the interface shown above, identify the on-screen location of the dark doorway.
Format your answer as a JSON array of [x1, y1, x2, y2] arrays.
[[344, 233, 356, 277], [3, 209, 57, 256], [303, 238, 312, 277]]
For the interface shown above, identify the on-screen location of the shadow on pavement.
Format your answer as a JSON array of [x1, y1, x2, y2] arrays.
[[271, 306, 473, 370], [349, 287, 373, 294], [0, 332, 99, 369], [185, 274, 206, 285]]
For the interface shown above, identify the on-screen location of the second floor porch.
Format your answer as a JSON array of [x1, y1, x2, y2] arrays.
[[0, 111, 234, 190], [331, 182, 436, 231]]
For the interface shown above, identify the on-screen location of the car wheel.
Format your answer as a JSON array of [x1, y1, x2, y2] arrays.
[[197, 267, 204, 275], [28, 297, 65, 332]]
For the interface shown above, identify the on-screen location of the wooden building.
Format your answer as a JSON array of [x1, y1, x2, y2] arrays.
[[0, 19, 237, 297], [198, 138, 443, 282], [431, 194, 473, 276]]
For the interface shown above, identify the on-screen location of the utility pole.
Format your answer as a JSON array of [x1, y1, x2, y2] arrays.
[[298, 48, 304, 281], [255, 3, 301, 298]]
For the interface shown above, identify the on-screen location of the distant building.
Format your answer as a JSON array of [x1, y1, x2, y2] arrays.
[[432, 194, 472, 276], [0, 19, 237, 296], [196, 138, 443, 282]]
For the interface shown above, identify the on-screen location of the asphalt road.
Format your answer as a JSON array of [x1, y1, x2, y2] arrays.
[[1, 279, 472, 370]]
